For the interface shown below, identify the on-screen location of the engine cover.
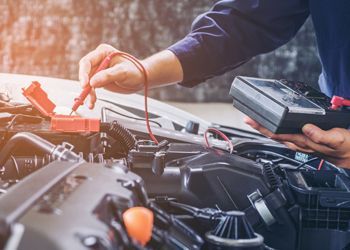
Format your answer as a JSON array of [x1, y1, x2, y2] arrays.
[[0, 160, 203, 250]]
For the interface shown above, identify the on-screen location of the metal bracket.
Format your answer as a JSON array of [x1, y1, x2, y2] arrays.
[[62, 142, 74, 151]]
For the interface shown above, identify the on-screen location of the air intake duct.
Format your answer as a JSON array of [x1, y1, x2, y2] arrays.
[[206, 211, 264, 250]]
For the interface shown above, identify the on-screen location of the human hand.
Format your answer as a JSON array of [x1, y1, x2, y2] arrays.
[[78, 44, 145, 109], [244, 117, 350, 168]]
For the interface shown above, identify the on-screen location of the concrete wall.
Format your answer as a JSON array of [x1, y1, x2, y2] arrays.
[[0, 0, 320, 102]]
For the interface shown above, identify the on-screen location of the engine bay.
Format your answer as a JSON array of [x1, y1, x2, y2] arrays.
[[0, 79, 349, 250]]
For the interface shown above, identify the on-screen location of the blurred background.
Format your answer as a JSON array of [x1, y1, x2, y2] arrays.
[[0, 0, 321, 104]]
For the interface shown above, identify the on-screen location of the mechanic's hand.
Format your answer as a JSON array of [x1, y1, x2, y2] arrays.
[[79, 44, 145, 109], [244, 117, 350, 168]]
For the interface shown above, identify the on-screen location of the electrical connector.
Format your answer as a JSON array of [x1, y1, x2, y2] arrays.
[[331, 96, 350, 110], [22, 81, 56, 117], [22, 82, 100, 133], [51, 115, 100, 132]]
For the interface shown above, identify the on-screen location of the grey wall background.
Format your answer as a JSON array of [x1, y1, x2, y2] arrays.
[[0, 0, 321, 102]]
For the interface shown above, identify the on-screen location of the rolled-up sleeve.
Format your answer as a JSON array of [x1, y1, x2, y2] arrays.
[[168, 0, 310, 87]]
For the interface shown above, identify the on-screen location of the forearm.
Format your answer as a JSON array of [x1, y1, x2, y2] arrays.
[[168, 0, 309, 87], [142, 50, 183, 88]]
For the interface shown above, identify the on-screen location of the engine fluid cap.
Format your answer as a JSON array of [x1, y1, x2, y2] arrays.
[[122, 207, 153, 246]]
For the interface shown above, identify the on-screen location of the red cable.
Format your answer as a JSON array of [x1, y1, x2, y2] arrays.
[[317, 159, 325, 170], [75, 51, 158, 144], [204, 128, 234, 153], [110, 52, 159, 144]]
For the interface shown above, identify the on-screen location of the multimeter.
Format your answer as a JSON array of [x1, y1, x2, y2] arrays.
[[230, 76, 350, 134]]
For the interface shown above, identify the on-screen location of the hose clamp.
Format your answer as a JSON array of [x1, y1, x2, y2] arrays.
[[248, 189, 276, 226]]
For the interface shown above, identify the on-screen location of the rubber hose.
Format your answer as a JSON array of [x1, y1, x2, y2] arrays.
[[0, 132, 55, 167]]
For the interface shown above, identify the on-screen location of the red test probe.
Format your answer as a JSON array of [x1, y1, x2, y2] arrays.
[[70, 54, 115, 115]]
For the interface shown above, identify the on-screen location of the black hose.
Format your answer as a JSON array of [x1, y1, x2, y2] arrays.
[[0, 132, 55, 167], [0, 132, 80, 167], [101, 121, 136, 151]]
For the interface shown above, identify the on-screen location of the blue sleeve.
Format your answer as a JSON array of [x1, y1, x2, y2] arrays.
[[168, 0, 310, 87]]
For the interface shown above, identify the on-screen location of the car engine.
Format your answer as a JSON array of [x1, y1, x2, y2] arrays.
[[0, 80, 349, 250]]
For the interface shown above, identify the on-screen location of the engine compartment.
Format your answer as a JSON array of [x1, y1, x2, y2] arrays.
[[0, 86, 349, 250]]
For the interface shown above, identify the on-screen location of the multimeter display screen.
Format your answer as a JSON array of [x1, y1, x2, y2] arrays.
[[248, 78, 325, 114]]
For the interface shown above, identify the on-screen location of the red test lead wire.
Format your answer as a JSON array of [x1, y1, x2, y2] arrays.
[[115, 52, 159, 144], [317, 159, 325, 171], [204, 128, 234, 153], [71, 52, 159, 144]]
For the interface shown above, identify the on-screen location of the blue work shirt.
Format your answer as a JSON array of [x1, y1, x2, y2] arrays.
[[168, 0, 350, 98]]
